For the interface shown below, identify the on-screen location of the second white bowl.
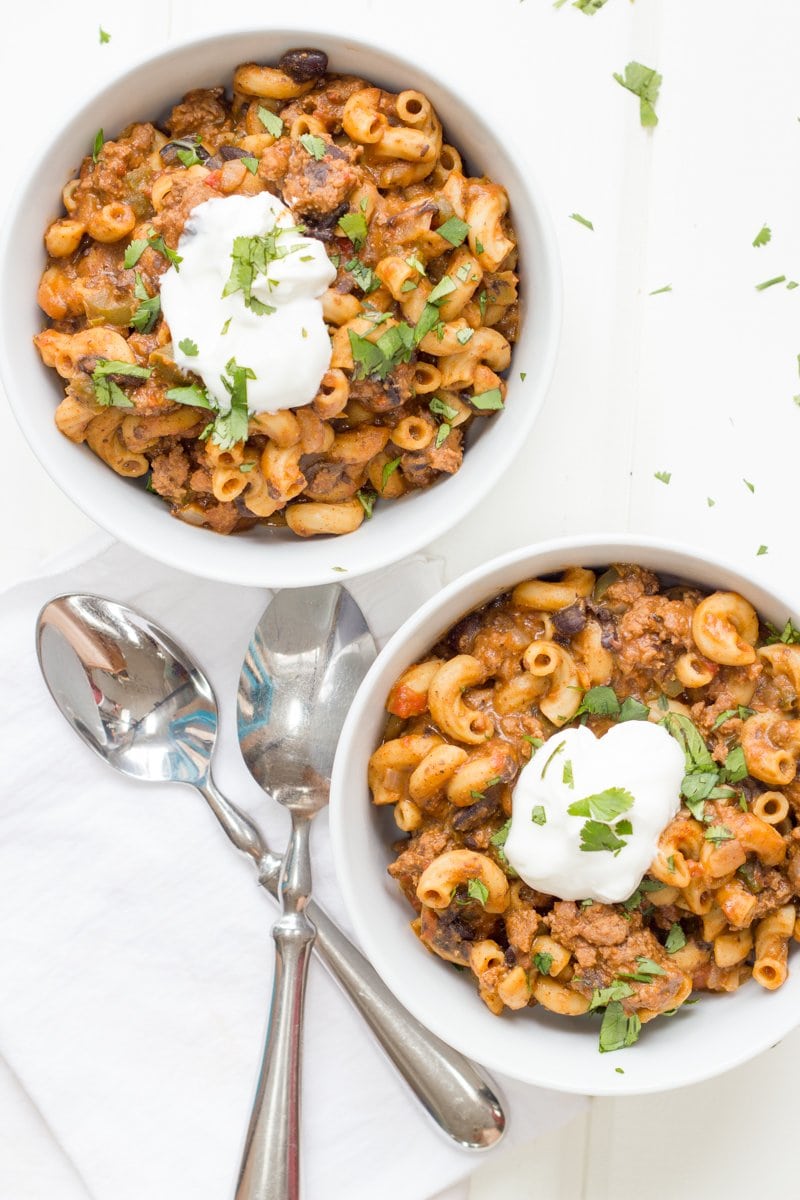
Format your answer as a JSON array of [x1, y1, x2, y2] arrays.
[[330, 534, 800, 1095]]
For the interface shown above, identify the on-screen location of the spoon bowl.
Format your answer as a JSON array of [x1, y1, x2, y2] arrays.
[[238, 586, 375, 806], [37, 594, 216, 786]]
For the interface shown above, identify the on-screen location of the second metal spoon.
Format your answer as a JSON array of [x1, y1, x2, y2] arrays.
[[235, 585, 375, 1200]]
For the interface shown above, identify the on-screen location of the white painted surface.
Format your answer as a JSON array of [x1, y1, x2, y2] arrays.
[[1, 0, 799, 1195]]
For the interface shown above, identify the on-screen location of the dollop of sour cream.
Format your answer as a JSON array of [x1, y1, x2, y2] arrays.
[[160, 192, 336, 413], [504, 722, 685, 904]]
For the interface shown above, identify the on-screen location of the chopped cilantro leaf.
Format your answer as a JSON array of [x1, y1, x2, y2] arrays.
[[346, 258, 379, 293], [427, 275, 457, 305], [665, 922, 686, 954], [541, 739, 567, 777], [619, 696, 649, 722], [623, 879, 663, 911], [490, 819, 511, 850], [165, 384, 213, 409], [147, 230, 182, 270], [466, 878, 489, 906], [130, 273, 160, 333], [752, 224, 772, 248], [599, 1001, 641, 1052], [471, 388, 504, 411], [765, 618, 800, 645], [563, 760, 574, 788], [176, 145, 204, 168], [721, 744, 747, 783], [435, 423, 451, 448], [569, 212, 594, 230], [349, 324, 414, 381], [579, 820, 629, 854], [257, 106, 284, 138], [123, 239, 148, 269], [533, 952, 554, 975], [707, 497, 716, 507], [222, 232, 295, 314], [617, 956, 667, 983], [654, 470, 671, 484], [590, 981, 634, 1010], [178, 338, 199, 357], [568, 787, 634, 823], [743, 478, 755, 493], [98, 26, 111, 43], [523, 734, 544, 749], [211, 358, 254, 449], [531, 805, 547, 825], [381, 456, 402, 490], [613, 61, 662, 127], [756, 276, 786, 291], [704, 824, 734, 845], [338, 211, 368, 249], [429, 396, 459, 422], [456, 327, 474, 345], [356, 489, 376, 519], [711, 706, 754, 730], [91, 359, 151, 408], [413, 304, 443, 344], [241, 156, 259, 175], [757, 544, 768, 556], [577, 685, 620, 718], [436, 216, 470, 246], [239, 462, 256, 473], [649, 284, 672, 295], [92, 129, 104, 162], [299, 133, 326, 160]]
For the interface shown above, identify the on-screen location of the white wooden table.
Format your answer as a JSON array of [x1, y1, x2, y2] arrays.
[[2, 1, 800, 1195]]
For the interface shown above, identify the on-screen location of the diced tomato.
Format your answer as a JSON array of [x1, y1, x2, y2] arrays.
[[387, 684, 428, 719], [205, 169, 222, 190]]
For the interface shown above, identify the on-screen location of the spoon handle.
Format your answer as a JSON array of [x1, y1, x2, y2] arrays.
[[198, 777, 505, 1150], [236, 817, 315, 1200], [303, 896, 505, 1150]]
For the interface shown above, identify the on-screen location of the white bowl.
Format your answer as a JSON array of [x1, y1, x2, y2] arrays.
[[330, 534, 800, 1095], [0, 28, 561, 589]]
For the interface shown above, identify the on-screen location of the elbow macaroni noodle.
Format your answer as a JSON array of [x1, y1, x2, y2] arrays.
[[370, 563, 800, 1042]]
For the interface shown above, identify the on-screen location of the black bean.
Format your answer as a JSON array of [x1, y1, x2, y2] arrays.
[[440, 911, 476, 941], [278, 48, 328, 83], [504, 946, 517, 966], [219, 145, 251, 161], [552, 601, 587, 639], [449, 612, 482, 654], [452, 794, 500, 832], [160, 138, 210, 164], [588, 602, 620, 650]]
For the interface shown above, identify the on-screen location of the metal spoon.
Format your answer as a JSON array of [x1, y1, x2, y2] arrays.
[[35, 594, 506, 1156], [235, 585, 374, 1200]]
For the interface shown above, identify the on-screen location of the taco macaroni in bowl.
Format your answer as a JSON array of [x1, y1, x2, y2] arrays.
[[369, 563, 800, 1054], [33, 50, 519, 538]]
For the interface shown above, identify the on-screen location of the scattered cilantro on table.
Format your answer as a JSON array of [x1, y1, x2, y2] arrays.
[[614, 61, 662, 127]]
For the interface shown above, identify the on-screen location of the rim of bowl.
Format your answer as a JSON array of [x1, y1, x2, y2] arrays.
[[330, 532, 800, 1095], [0, 26, 562, 589]]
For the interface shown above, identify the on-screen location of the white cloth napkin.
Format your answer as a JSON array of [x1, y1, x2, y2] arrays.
[[0, 536, 586, 1200]]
